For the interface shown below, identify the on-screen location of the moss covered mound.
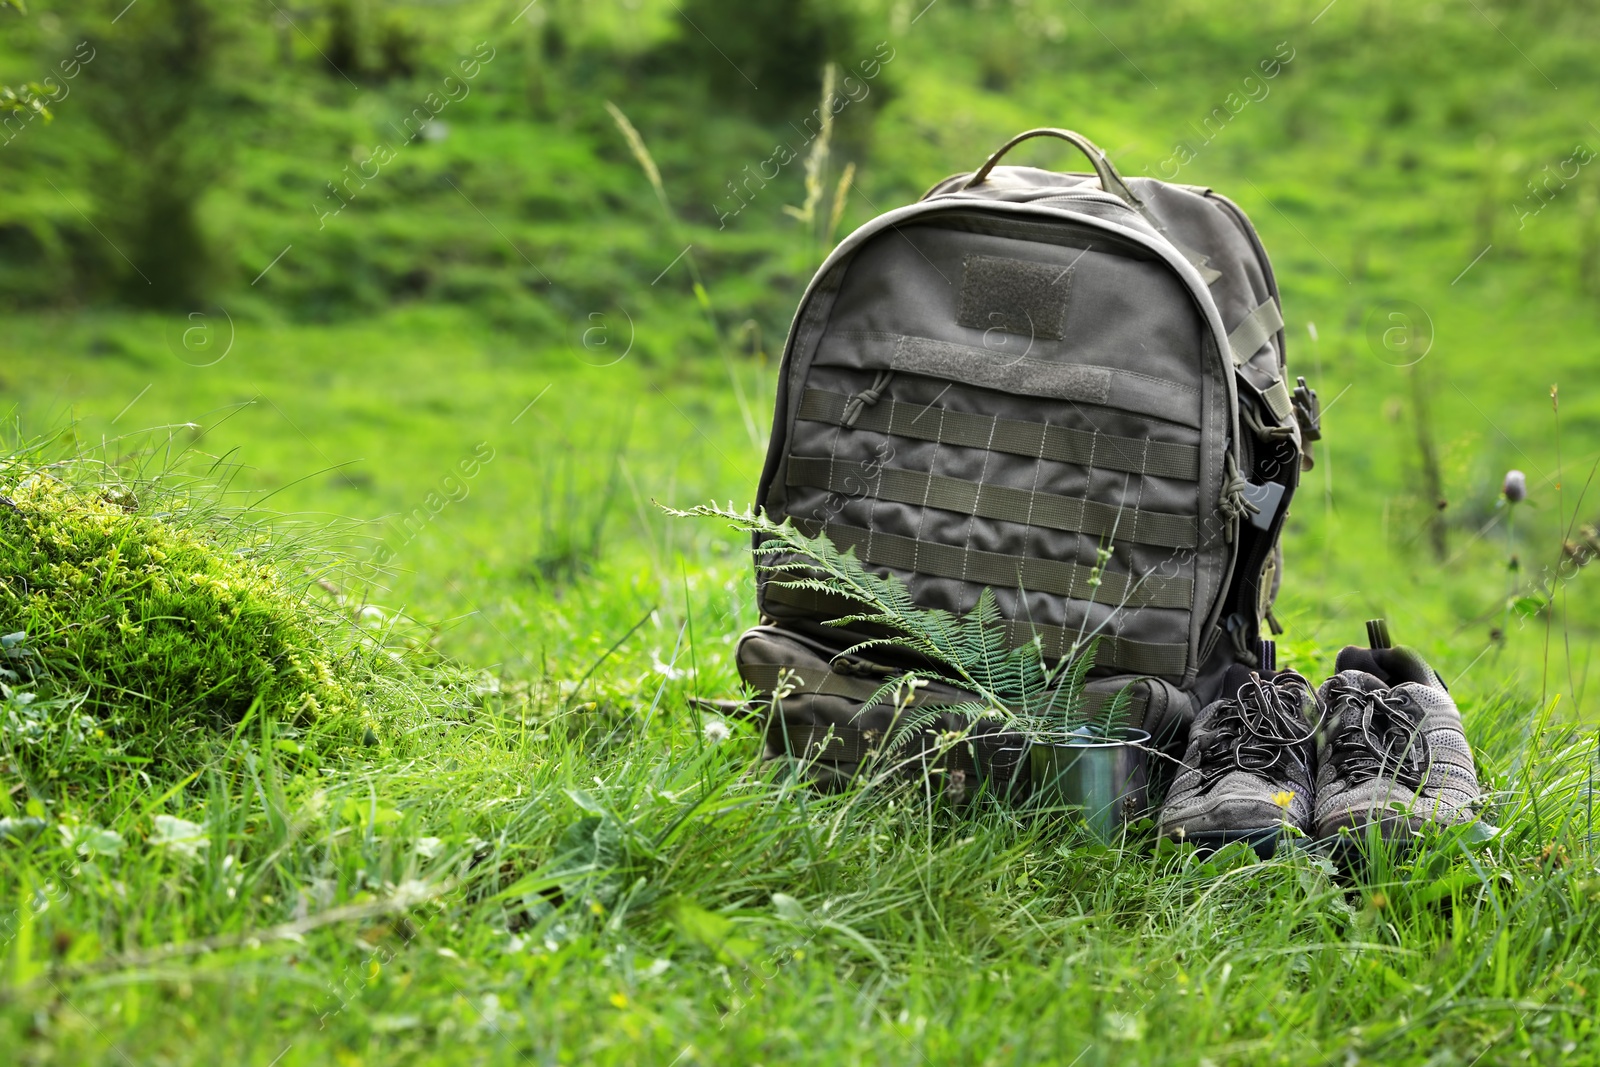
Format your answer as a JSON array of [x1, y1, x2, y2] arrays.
[[0, 470, 372, 774]]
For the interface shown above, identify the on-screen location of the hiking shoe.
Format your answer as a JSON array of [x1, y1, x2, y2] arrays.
[[1313, 645, 1482, 846], [1159, 666, 1317, 853]]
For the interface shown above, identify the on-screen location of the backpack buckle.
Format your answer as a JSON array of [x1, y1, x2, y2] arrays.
[[1292, 376, 1320, 472], [1292, 376, 1321, 443]]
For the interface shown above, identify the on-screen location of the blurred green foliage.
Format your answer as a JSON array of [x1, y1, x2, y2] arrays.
[[0, 0, 1595, 672], [2, 2, 1600, 1062]]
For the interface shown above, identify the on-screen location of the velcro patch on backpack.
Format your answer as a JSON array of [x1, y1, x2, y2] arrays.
[[956, 254, 1072, 340]]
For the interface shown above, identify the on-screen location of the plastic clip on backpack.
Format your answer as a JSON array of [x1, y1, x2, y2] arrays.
[[736, 128, 1320, 795]]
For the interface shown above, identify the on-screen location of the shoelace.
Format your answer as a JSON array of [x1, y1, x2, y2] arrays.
[[1325, 679, 1430, 791], [1196, 674, 1316, 789]]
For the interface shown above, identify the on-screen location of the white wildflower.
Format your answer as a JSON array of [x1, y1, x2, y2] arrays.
[[651, 652, 685, 680], [60, 819, 124, 857], [391, 879, 436, 907], [149, 815, 208, 863]]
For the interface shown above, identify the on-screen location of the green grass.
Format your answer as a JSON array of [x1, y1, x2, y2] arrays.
[[2, 611, 1597, 1064], [3, 0, 1600, 1062]]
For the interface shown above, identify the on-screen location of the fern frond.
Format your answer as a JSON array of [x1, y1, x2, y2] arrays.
[[928, 699, 1003, 722], [671, 503, 1106, 732], [882, 705, 948, 752]]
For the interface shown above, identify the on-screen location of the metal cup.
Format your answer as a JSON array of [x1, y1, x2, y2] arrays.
[[1027, 728, 1151, 842]]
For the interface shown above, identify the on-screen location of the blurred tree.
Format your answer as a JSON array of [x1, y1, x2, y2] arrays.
[[316, 1, 419, 83], [668, 0, 866, 119], [273, 8, 295, 67], [376, 15, 422, 81], [77, 0, 226, 307], [325, 0, 364, 80], [520, 0, 565, 117]]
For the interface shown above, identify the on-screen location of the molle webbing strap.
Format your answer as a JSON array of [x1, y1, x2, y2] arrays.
[[785, 456, 1197, 549], [760, 583, 1189, 677], [798, 389, 1200, 481], [1227, 298, 1285, 367], [820, 333, 1207, 430], [797, 520, 1195, 610], [890, 336, 1111, 406], [998, 619, 1188, 676], [739, 661, 1151, 723], [1260, 377, 1294, 422], [879, 335, 1203, 430], [1228, 298, 1293, 421]]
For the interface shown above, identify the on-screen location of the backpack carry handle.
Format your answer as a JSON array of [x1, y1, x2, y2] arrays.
[[964, 128, 1140, 205]]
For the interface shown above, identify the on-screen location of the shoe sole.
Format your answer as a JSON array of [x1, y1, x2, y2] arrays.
[[1171, 826, 1293, 859], [1313, 816, 1423, 873]]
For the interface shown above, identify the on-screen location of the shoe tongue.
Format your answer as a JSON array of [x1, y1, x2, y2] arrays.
[[1323, 670, 1389, 723], [1331, 668, 1389, 696], [1221, 663, 1258, 698], [1373, 646, 1441, 688], [1334, 645, 1384, 677], [1335, 645, 1441, 688]]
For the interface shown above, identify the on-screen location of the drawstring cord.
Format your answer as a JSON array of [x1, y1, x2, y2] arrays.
[[842, 370, 895, 427], [1219, 453, 1259, 543], [1225, 612, 1259, 667], [1241, 402, 1295, 442]]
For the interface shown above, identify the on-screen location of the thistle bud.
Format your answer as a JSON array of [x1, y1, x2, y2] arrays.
[[1503, 469, 1527, 504]]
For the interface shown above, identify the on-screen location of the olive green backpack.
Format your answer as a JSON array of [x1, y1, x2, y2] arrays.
[[736, 128, 1321, 794]]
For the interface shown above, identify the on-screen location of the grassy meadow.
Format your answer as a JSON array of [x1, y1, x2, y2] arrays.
[[3, 0, 1600, 1063]]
